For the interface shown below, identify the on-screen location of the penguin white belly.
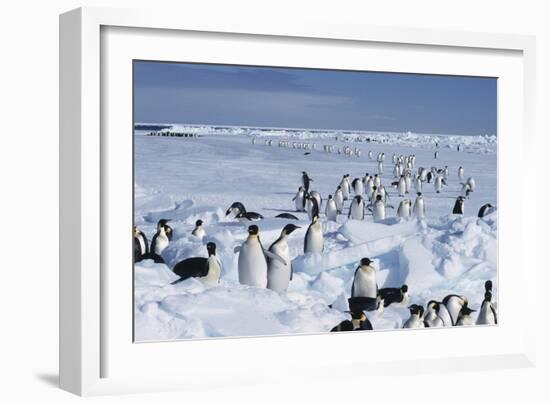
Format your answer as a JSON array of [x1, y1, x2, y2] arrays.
[[341, 183, 350, 200], [192, 227, 206, 240], [137, 236, 146, 254], [349, 202, 364, 220], [373, 202, 385, 222], [445, 298, 463, 325], [434, 177, 443, 193], [295, 193, 305, 211], [326, 200, 338, 221], [267, 241, 291, 292], [202, 256, 221, 286], [415, 178, 422, 191], [405, 176, 411, 192], [352, 268, 377, 298], [424, 313, 443, 327], [354, 182, 364, 195], [397, 179, 406, 196], [153, 234, 169, 255], [305, 222, 324, 254], [334, 192, 344, 212], [238, 240, 268, 288], [476, 302, 496, 325], [456, 316, 474, 326], [413, 199, 425, 218], [397, 201, 410, 218], [403, 315, 422, 328]]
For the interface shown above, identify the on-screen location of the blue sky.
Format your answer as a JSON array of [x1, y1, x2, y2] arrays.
[[134, 61, 497, 135]]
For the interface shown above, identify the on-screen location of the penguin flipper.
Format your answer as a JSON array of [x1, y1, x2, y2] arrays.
[[264, 250, 286, 265], [491, 305, 498, 324], [234, 245, 242, 253]]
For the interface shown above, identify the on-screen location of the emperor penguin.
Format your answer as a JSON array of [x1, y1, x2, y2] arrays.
[[226, 202, 246, 217], [434, 150, 439, 159], [403, 305, 425, 328], [443, 166, 449, 179], [237, 225, 284, 288], [452, 196, 465, 215], [348, 195, 365, 220], [156, 219, 173, 241], [306, 195, 320, 221], [373, 174, 381, 188], [397, 199, 412, 218], [304, 214, 324, 254], [413, 192, 426, 218], [325, 195, 338, 222], [442, 294, 468, 325], [151, 220, 171, 255], [378, 284, 409, 307], [191, 219, 206, 240], [334, 186, 344, 213], [393, 164, 400, 178], [267, 224, 300, 292], [330, 311, 373, 332], [456, 306, 477, 326], [309, 190, 323, 211], [351, 258, 378, 299], [434, 175, 445, 193], [292, 186, 307, 212], [478, 203, 495, 218], [397, 175, 407, 197], [414, 174, 422, 192], [235, 211, 264, 223], [365, 175, 374, 196], [340, 174, 351, 200], [352, 177, 364, 195], [368, 150, 373, 159], [372, 194, 387, 222], [377, 161, 384, 175], [172, 242, 221, 286], [133, 226, 148, 261], [458, 166, 464, 180], [476, 280, 497, 325], [419, 167, 428, 182], [302, 171, 313, 193], [466, 177, 476, 192], [404, 172, 412, 193], [423, 301, 444, 327], [460, 182, 472, 198]]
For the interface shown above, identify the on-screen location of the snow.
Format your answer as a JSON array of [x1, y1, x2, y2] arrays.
[[134, 125, 497, 341]]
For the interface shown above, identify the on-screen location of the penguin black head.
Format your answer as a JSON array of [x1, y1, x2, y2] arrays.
[[350, 311, 366, 321], [401, 284, 408, 293], [226, 202, 245, 216], [427, 300, 440, 313], [417, 192, 422, 197], [354, 195, 363, 202], [408, 304, 421, 315], [328, 194, 333, 199], [206, 242, 216, 255], [360, 257, 373, 266], [336, 185, 341, 190], [484, 280, 493, 292], [248, 225, 259, 235], [460, 306, 476, 316], [157, 219, 171, 228], [282, 223, 300, 235], [376, 194, 382, 201], [195, 219, 203, 227]]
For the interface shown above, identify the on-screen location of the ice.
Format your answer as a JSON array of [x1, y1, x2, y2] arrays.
[[134, 125, 497, 340]]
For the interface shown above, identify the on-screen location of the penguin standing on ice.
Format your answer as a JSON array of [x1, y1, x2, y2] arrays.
[[434, 175, 445, 193], [403, 305, 425, 328], [293, 186, 307, 212], [156, 219, 173, 241], [396, 175, 407, 197], [340, 174, 351, 200], [150, 220, 171, 255], [476, 280, 497, 325], [191, 219, 206, 240], [442, 294, 468, 325], [334, 186, 344, 213], [309, 190, 323, 211], [452, 196, 465, 215], [348, 195, 365, 220], [302, 171, 313, 193], [172, 242, 221, 286], [326, 195, 338, 222], [434, 151, 439, 159], [133, 226, 148, 261], [306, 195, 320, 221], [304, 214, 324, 254], [466, 177, 476, 192], [458, 166, 464, 179], [423, 301, 444, 327], [397, 199, 412, 218], [478, 203, 495, 218], [371, 194, 388, 222], [237, 225, 285, 288], [413, 192, 426, 218], [267, 224, 300, 292], [351, 258, 378, 300], [377, 161, 384, 175]]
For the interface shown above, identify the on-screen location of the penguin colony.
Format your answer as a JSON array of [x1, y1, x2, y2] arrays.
[[134, 139, 497, 333]]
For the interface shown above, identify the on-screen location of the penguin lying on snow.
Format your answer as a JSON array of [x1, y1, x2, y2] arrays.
[[171, 242, 221, 286], [378, 285, 409, 307], [478, 203, 495, 218], [275, 213, 299, 220], [226, 202, 263, 222], [330, 311, 373, 332]]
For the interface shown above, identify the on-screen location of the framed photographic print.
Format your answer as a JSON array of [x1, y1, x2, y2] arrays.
[[60, 7, 537, 396]]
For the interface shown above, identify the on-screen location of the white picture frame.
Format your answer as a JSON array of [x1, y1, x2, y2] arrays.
[[59, 6, 537, 396]]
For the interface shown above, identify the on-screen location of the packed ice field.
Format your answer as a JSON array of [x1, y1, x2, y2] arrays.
[[133, 124, 497, 341]]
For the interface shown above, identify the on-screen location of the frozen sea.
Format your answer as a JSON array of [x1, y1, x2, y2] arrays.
[[133, 124, 497, 341]]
